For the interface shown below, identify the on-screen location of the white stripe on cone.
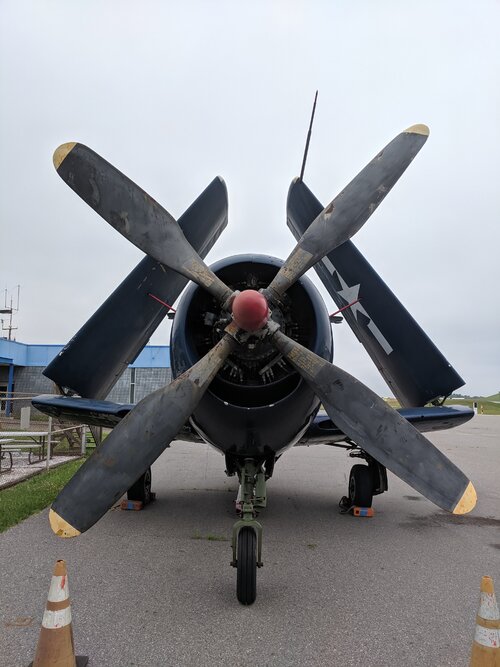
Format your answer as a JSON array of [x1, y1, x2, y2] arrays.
[[42, 606, 72, 629], [47, 574, 69, 603], [479, 591, 500, 621]]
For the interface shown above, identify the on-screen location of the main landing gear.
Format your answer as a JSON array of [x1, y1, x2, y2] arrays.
[[340, 452, 387, 512], [127, 467, 155, 505], [348, 464, 373, 507], [230, 458, 266, 605]]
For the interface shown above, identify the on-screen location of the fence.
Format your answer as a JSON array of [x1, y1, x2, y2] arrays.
[[1, 392, 91, 468]]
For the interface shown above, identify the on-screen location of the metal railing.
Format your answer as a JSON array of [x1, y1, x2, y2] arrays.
[[1, 394, 89, 469]]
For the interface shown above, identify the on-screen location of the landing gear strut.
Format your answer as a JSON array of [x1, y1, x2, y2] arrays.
[[231, 458, 264, 605]]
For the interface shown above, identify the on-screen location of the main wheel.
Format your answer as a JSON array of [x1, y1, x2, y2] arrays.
[[236, 526, 257, 605], [127, 467, 152, 504], [348, 464, 373, 507]]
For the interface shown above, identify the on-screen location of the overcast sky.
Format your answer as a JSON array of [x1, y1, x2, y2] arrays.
[[1, 0, 499, 397]]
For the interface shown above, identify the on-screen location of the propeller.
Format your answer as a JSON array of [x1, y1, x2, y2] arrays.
[[53, 143, 234, 308], [267, 322, 476, 515], [49, 329, 237, 537], [265, 124, 429, 303], [53, 124, 428, 320], [50, 122, 475, 540]]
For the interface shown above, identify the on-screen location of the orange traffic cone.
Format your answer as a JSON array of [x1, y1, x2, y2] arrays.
[[30, 560, 88, 667], [470, 576, 500, 666]]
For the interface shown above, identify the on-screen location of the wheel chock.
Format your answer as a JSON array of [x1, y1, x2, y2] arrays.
[[120, 499, 144, 511], [121, 492, 156, 510], [339, 497, 374, 516], [353, 506, 374, 517]]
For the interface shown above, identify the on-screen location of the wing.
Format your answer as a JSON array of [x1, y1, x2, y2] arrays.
[[286, 178, 465, 407], [299, 404, 474, 445], [32, 394, 473, 446], [43, 176, 228, 399]]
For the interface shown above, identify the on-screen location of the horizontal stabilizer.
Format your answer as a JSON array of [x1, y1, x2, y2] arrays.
[[287, 178, 465, 406], [43, 177, 228, 399]]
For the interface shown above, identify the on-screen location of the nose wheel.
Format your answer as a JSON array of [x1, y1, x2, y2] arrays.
[[231, 459, 264, 605], [236, 526, 257, 605]]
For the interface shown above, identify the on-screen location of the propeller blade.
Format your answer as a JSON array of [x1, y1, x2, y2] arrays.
[[49, 330, 238, 538], [268, 324, 476, 515], [53, 143, 234, 307], [266, 124, 429, 302]]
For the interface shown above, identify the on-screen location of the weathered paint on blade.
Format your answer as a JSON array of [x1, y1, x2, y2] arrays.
[[42, 175, 229, 400], [268, 325, 476, 515], [53, 142, 77, 170], [50, 333, 237, 536], [405, 123, 429, 135], [452, 481, 477, 514], [267, 125, 429, 300], [49, 508, 81, 538], [53, 142, 233, 306]]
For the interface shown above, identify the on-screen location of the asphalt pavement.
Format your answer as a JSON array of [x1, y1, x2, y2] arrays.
[[0, 416, 499, 666]]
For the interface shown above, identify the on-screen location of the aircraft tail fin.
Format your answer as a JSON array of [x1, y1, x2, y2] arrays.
[[286, 178, 465, 407]]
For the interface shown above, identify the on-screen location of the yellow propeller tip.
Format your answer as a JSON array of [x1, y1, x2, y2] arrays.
[[405, 124, 430, 136], [53, 142, 77, 170], [49, 508, 81, 538], [452, 481, 477, 515]]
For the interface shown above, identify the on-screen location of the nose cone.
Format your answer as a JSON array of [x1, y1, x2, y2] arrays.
[[232, 290, 269, 332]]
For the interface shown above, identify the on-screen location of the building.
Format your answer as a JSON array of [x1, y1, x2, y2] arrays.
[[0, 338, 171, 416]]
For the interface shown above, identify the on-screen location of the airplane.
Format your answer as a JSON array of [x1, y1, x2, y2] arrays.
[[33, 123, 476, 605]]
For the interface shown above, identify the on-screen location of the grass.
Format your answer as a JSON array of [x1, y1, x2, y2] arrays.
[[0, 457, 84, 533], [444, 398, 500, 415], [191, 532, 229, 542], [445, 397, 500, 415]]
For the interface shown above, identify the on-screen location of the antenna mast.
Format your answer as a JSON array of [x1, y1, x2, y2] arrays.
[[299, 90, 318, 181], [0, 285, 20, 341]]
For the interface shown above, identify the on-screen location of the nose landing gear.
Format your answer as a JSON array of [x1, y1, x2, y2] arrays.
[[230, 458, 264, 605]]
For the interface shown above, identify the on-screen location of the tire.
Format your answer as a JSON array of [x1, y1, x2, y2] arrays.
[[348, 464, 373, 507], [127, 467, 152, 504], [236, 527, 257, 605]]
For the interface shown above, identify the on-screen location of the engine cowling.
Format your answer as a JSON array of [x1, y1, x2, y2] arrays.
[[170, 254, 333, 459]]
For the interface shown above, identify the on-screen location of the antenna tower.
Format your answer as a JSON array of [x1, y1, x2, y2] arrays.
[[0, 285, 20, 341]]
